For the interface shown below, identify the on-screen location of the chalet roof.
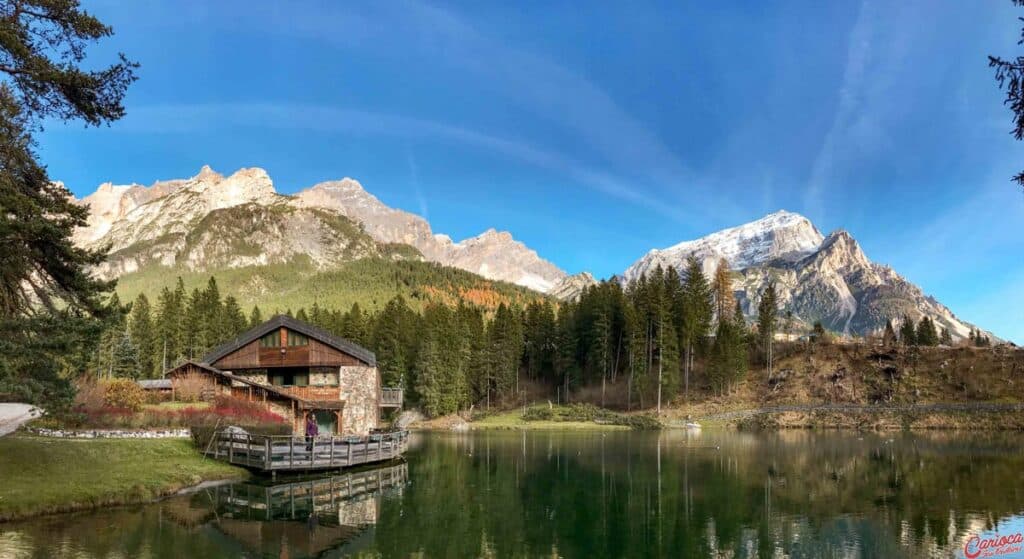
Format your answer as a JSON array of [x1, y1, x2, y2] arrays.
[[137, 379, 172, 390], [200, 314, 376, 367], [167, 361, 314, 406]]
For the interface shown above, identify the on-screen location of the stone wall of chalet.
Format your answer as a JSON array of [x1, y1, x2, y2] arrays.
[[340, 365, 380, 436]]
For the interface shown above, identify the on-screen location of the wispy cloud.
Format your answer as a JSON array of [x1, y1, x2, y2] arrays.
[[805, 0, 876, 221], [229, 0, 738, 224], [108, 102, 693, 221]]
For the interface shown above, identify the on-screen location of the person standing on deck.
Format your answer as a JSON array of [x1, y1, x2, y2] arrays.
[[305, 413, 318, 451]]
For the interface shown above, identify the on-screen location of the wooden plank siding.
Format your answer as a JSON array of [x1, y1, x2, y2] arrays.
[[283, 386, 342, 401], [212, 328, 368, 369]]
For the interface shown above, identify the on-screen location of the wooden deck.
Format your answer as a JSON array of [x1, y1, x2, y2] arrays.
[[210, 430, 410, 472]]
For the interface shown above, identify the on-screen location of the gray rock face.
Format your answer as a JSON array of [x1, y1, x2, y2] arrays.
[[294, 179, 566, 291], [549, 272, 598, 301], [73, 167, 568, 292], [624, 211, 987, 341]]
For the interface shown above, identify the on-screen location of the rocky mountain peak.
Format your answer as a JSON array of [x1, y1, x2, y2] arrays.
[[464, 228, 514, 245], [193, 164, 223, 182], [549, 272, 598, 301], [190, 167, 277, 209], [625, 209, 824, 282], [623, 211, 985, 341], [72, 167, 568, 294]]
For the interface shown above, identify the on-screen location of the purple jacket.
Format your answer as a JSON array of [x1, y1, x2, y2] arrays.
[[305, 419, 319, 437]]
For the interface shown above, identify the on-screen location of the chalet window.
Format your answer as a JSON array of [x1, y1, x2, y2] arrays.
[[270, 372, 308, 387], [287, 331, 309, 347], [260, 332, 280, 348]]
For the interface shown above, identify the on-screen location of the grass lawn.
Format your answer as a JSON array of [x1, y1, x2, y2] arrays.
[[469, 410, 630, 431], [0, 435, 248, 521]]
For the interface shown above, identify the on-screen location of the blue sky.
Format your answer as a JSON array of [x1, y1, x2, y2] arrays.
[[40, 1, 1024, 342]]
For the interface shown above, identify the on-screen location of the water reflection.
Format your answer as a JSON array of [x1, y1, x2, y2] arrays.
[[0, 463, 407, 559], [2, 431, 1024, 558]]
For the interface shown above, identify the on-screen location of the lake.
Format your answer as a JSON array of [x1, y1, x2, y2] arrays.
[[1, 430, 1023, 558]]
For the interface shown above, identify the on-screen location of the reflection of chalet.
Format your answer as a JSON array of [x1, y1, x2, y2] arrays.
[[166, 314, 402, 436], [163, 463, 408, 557]]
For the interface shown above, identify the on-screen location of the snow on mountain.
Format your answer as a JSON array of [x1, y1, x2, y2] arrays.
[[624, 210, 823, 282], [624, 211, 987, 341]]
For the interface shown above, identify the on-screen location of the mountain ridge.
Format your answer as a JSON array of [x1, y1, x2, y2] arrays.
[[73, 166, 568, 291], [625, 210, 989, 342], [71, 169, 994, 341]]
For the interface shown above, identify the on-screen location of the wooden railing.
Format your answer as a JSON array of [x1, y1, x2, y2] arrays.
[[211, 429, 409, 471], [279, 386, 341, 401], [381, 387, 403, 407]]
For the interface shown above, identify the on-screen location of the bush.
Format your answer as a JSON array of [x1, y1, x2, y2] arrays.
[[103, 379, 145, 412], [172, 372, 208, 403], [521, 406, 554, 421], [73, 379, 107, 412], [520, 403, 661, 430], [190, 422, 291, 450]]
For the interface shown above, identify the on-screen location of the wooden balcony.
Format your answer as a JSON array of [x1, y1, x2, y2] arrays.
[[380, 387, 403, 408]]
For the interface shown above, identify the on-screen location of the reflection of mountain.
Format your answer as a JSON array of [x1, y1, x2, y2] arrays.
[[375, 431, 1024, 558], [166, 463, 408, 557]]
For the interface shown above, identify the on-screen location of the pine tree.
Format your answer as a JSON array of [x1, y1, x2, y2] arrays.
[[249, 305, 263, 329], [900, 315, 917, 346], [916, 316, 939, 346], [128, 294, 156, 378], [679, 256, 713, 403], [0, 3, 137, 411], [883, 319, 897, 347], [154, 285, 184, 373], [341, 303, 367, 345], [222, 296, 247, 337], [731, 300, 749, 386], [812, 321, 828, 344], [756, 282, 778, 381], [941, 328, 953, 346], [111, 330, 140, 379], [372, 297, 414, 389]]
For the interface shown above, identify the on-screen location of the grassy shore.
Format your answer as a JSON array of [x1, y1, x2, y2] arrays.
[[469, 409, 631, 431], [0, 435, 247, 522]]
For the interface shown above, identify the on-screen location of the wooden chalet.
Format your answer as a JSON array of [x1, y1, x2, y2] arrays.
[[167, 314, 402, 437]]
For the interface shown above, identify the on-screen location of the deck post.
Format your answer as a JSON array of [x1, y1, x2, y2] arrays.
[[264, 438, 272, 470], [228, 432, 234, 463], [289, 437, 294, 469], [347, 441, 353, 465], [329, 437, 335, 466]]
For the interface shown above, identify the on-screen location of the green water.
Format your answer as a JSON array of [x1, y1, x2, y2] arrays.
[[2, 430, 1024, 558]]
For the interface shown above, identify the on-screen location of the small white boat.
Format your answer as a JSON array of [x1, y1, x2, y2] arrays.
[[684, 422, 702, 430]]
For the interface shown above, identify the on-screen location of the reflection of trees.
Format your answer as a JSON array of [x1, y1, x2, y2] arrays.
[[3, 432, 1022, 558], [0, 465, 408, 559], [374, 431, 1024, 558]]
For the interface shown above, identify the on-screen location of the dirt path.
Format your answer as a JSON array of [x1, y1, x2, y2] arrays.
[[0, 403, 41, 437], [668, 402, 1024, 425]]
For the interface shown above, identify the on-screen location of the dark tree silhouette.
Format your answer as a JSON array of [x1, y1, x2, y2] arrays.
[[0, 1, 138, 409], [989, 0, 1024, 188]]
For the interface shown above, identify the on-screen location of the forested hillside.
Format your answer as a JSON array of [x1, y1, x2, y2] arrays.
[[98, 253, 1006, 418], [114, 257, 544, 315]]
